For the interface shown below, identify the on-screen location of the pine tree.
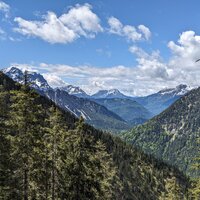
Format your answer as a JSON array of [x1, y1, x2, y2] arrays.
[[8, 85, 44, 199], [44, 106, 70, 199], [0, 85, 13, 199], [63, 117, 118, 200]]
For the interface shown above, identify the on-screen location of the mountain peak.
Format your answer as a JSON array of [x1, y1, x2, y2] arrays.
[[158, 84, 189, 96], [59, 85, 89, 98], [92, 89, 127, 99], [3, 66, 51, 91]]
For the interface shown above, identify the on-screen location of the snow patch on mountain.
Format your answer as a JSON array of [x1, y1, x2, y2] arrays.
[[159, 84, 190, 96], [3, 66, 51, 91], [92, 89, 128, 99], [59, 85, 89, 98]]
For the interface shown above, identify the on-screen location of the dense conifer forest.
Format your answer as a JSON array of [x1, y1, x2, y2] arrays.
[[121, 87, 200, 199], [0, 72, 198, 199]]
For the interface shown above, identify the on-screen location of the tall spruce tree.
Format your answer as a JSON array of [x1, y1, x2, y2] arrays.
[[64, 116, 119, 200], [44, 106, 70, 199], [8, 84, 44, 199], [0, 85, 12, 199]]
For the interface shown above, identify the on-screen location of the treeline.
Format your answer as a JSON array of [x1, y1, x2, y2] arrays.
[[0, 72, 195, 199]]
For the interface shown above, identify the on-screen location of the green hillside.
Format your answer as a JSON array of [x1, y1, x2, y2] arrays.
[[0, 72, 194, 199], [93, 98, 152, 126], [122, 87, 200, 178]]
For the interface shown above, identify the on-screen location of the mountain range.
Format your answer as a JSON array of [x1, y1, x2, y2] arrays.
[[0, 71, 192, 199], [59, 85, 90, 98], [3, 67, 129, 132], [93, 98, 153, 126], [91, 89, 128, 99], [134, 84, 190, 115], [3, 66, 192, 131]]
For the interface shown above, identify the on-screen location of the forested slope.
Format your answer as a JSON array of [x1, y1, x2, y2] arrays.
[[122, 87, 200, 179], [0, 72, 194, 199]]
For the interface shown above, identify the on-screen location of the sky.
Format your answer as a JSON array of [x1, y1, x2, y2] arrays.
[[0, 0, 200, 96]]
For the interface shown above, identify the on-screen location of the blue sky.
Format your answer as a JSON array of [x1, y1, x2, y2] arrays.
[[0, 0, 200, 96]]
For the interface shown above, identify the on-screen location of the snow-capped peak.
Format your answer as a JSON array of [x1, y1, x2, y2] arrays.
[[92, 89, 127, 99], [107, 89, 121, 95], [3, 67, 24, 84], [3, 66, 51, 91], [159, 84, 190, 96], [59, 85, 89, 98]]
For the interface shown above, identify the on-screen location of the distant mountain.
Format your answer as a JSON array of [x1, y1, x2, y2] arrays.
[[3, 67, 129, 132], [44, 89, 130, 132], [134, 84, 190, 115], [3, 67, 51, 91], [122, 87, 200, 177], [91, 89, 129, 99], [59, 85, 89, 98], [93, 98, 153, 126]]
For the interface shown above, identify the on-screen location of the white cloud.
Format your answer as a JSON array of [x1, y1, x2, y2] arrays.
[[35, 62, 169, 96], [9, 31, 200, 96], [108, 16, 151, 42], [0, 27, 6, 40], [9, 63, 39, 72], [130, 46, 169, 80], [14, 4, 103, 44], [38, 30, 200, 96], [138, 25, 151, 40], [108, 17, 123, 35], [168, 31, 200, 69], [43, 73, 68, 88], [0, 1, 10, 18]]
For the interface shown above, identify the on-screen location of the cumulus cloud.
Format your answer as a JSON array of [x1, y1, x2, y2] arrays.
[[130, 46, 169, 80], [108, 16, 151, 42], [138, 25, 151, 40], [10, 31, 200, 96], [0, 1, 10, 18], [43, 73, 68, 88], [168, 31, 200, 68], [37, 62, 170, 96], [14, 4, 103, 44], [39, 31, 200, 96], [9, 63, 39, 72]]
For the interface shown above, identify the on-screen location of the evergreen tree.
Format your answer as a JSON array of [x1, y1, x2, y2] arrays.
[[8, 85, 44, 199], [163, 176, 184, 200], [64, 117, 118, 200], [0, 85, 12, 199], [0, 72, 192, 200], [44, 106, 70, 199], [189, 138, 200, 199]]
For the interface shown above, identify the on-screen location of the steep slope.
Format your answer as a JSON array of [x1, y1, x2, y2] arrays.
[[3, 67, 51, 91], [134, 84, 190, 115], [0, 72, 192, 199], [93, 98, 153, 126], [44, 88, 129, 132], [91, 89, 129, 99], [122, 87, 200, 177], [59, 85, 89, 98], [3, 67, 129, 132]]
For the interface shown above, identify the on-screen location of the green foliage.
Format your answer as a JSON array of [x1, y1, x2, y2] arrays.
[[0, 72, 192, 199], [122, 87, 200, 178], [189, 138, 200, 199], [93, 98, 152, 126]]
